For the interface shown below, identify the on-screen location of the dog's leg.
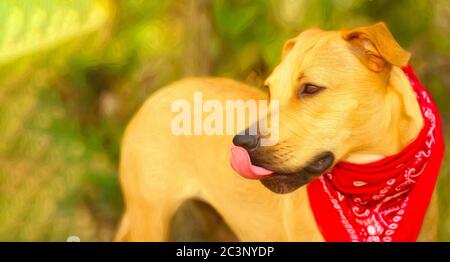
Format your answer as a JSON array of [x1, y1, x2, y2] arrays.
[[114, 213, 130, 241], [119, 198, 184, 241], [117, 140, 185, 241]]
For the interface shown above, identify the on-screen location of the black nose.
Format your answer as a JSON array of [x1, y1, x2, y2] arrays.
[[232, 134, 260, 151]]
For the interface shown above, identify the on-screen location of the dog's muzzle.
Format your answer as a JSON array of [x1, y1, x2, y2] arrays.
[[230, 133, 335, 194]]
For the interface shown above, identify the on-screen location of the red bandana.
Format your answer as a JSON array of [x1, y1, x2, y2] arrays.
[[307, 65, 445, 242]]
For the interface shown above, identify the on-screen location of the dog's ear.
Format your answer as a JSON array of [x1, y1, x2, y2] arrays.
[[342, 22, 411, 72], [282, 28, 323, 59], [282, 38, 297, 59]]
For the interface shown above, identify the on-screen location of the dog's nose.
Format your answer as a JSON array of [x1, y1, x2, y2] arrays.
[[232, 134, 260, 151]]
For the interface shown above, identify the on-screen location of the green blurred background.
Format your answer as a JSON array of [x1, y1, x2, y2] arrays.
[[0, 0, 449, 241]]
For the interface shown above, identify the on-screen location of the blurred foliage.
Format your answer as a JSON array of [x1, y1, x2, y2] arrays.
[[0, 0, 449, 241], [0, 0, 109, 63]]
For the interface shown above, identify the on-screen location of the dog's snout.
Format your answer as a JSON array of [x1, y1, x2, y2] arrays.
[[232, 134, 260, 151]]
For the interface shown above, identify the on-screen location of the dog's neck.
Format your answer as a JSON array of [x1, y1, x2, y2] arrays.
[[344, 67, 424, 164]]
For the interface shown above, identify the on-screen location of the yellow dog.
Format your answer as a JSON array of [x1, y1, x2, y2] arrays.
[[115, 23, 437, 241]]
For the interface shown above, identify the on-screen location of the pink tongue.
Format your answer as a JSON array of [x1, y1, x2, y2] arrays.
[[230, 146, 273, 180]]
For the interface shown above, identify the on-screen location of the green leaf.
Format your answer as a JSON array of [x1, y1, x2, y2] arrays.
[[0, 0, 110, 64]]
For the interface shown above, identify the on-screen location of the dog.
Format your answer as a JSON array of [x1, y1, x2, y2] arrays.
[[115, 22, 442, 241]]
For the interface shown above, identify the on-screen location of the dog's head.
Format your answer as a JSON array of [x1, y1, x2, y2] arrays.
[[231, 22, 411, 194]]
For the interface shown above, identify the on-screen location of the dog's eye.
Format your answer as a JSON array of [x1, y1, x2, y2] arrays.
[[299, 84, 323, 97]]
